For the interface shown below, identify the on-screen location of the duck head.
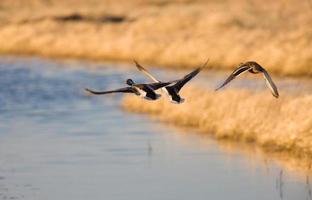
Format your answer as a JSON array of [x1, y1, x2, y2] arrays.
[[126, 79, 135, 86], [244, 61, 263, 74]]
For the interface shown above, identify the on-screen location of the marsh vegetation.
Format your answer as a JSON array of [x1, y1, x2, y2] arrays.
[[0, 0, 311, 76], [1, 57, 310, 200], [0, 1, 311, 195], [123, 86, 312, 158]]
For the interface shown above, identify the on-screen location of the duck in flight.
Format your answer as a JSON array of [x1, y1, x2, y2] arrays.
[[134, 59, 209, 104], [85, 78, 172, 100], [215, 61, 279, 98]]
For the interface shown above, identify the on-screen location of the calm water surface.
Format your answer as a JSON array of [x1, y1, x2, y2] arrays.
[[0, 56, 310, 200]]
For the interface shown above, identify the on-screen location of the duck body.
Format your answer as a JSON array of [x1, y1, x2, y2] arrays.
[[165, 86, 185, 104], [134, 59, 208, 104], [216, 61, 279, 98], [126, 79, 166, 100], [85, 78, 171, 100]]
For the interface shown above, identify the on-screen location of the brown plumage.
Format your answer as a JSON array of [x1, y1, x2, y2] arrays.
[[216, 61, 279, 98]]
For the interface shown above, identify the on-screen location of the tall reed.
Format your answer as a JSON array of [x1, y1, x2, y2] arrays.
[[122, 87, 312, 158]]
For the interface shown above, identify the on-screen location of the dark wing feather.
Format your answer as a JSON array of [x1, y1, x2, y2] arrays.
[[261, 69, 279, 98], [85, 87, 134, 95], [134, 60, 174, 95], [170, 59, 209, 93], [173, 68, 200, 92], [147, 82, 173, 90], [215, 65, 251, 91]]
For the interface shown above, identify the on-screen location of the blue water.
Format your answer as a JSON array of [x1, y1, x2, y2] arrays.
[[0, 56, 310, 200]]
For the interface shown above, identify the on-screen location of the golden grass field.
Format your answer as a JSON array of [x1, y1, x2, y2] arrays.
[[0, 0, 311, 166], [0, 0, 311, 76], [123, 87, 312, 160]]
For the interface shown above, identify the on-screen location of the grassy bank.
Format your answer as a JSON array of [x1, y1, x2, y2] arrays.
[[0, 0, 311, 76], [122, 87, 312, 159]]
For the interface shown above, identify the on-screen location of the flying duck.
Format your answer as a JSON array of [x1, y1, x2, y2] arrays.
[[134, 59, 209, 104], [215, 61, 279, 98], [85, 78, 172, 100]]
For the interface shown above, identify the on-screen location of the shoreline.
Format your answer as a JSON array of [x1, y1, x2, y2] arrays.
[[164, 124, 312, 177], [122, 86, 312, 163]]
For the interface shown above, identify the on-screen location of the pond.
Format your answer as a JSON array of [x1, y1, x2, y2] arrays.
[[0, 56, 310, 200]]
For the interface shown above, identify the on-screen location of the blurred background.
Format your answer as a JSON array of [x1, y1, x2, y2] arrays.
[[0, 1, 312, 200], [0, 0, 311, 76]]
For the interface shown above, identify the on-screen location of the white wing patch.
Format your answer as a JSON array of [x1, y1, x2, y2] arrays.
[[136, 62, 169, 95]]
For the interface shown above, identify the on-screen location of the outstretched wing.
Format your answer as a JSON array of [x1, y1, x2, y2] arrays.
[[262, 69, 279, 98], [134, 60, 160, 83], [134, 60, 180, 95], [85, 87, 135, 95], [215, 65, 251, 91], [172, 59, 209, 93], [147, 82, 173, 90]]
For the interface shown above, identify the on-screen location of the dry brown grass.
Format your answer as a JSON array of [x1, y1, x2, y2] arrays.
[[0, 0, 311, 76], [122, 86, 312, 158]]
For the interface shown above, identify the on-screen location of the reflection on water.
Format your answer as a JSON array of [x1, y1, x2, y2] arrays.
[[276, 170, 284, 200], [306, 176, 312, 200], [0, 56, 310, 200]]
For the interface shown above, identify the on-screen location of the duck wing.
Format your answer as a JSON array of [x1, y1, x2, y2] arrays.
[[134, 60, 161, 83], [171, 59, 208, 93], [261, 69, 279, 98], [85, 87, 135, 95], [145, 82, 173, 90], [215, 65, 252, 91]]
